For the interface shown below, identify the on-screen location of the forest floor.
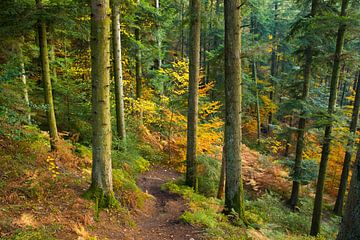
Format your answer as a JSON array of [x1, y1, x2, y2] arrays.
[[122, 166, 204, 240]]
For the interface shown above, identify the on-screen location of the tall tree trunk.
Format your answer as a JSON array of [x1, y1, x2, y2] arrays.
[[224, 0, 245, 221], [135, 0, 142, 100], [217, 145, 226, 199], [48, 37, 57, 81], [36, 0, 58, 150], [289, 0, 319, 209], [185, 0, 201, 189], [250, 14, 261, 144], [310, 0, 349, 235], [333, 71, 360, 216], [111, 0, 126, 140], [18, 42, 31, 124], [155, 0, 162, 68], [268, 0, 278, 130], [336, 142, 360, 240], [252, 61, 261, 144], [86, 0, 116, 207]]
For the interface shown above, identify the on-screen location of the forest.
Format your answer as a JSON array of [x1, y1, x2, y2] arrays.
[[0, 0, 359, 239]]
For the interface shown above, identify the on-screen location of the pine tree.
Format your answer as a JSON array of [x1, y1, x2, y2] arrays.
[[310, 0, 350, 235], [36, 0, 58, 150], [185, 0, 201, 189], [223, 0, 245, 221], [111, 0, 126, 140]]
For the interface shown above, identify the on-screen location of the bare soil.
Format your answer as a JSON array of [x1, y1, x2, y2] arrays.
[[123, 166, 204, 240]]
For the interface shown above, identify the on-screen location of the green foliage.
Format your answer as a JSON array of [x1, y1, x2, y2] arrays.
[[196, 155, 221, 197], [4, 226, 58, 240], [280, 158, 319, 185]]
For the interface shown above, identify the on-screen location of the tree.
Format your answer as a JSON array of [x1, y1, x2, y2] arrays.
[[36, 0, 58, 150], [223, 0, 245, 221], [135, 0, 142, 101], [289, 0, 319, 209], [111, 0, 126, 140], [334, 71, 360, 215], [85, 0, 117, 207], [185, 0, 201, 189], [310, 0, 350, 235], [336, 141, 360, 240]]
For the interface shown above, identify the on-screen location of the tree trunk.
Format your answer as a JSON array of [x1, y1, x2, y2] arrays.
[[336, 142, 360, 240], [250, 14, 261, 144], [111, 0, 126, 140], [333, 71, 360, 216], [18, 42, 31, 124], [48, 37, 57, 81], [155, 0, 162, 68], [217, 145, 226, 199], [185, 0, 201, 189], [36, 0, 58, 150], [289, 0, 318, 209], [223, 0, 245, 221], [268, 0, 278, 130], [310, 0, 349, 235], [86, 0, 116, 207]]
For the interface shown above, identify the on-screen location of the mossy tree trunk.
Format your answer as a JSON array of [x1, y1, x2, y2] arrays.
[[111, 0, 126, 140], [87, 0, 116, 207], [36, 0, 58, 150], [336, 142, 360, 240], [223, 0, 245, 221], [333, 71, 360, 216], [185, 0, 201, 189], [289, 0, 318, 209], [310, 0, 349, 235]]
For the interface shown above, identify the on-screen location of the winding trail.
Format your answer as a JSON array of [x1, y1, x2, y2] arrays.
[[127, 166, 204, 240]]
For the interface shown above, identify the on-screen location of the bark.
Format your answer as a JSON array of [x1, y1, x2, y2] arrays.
[[18, 42, 31, 124], [224, 0, 245, 221], [289, 0, 319, 209], [88, 0, 114, 203], [36, 0, 58, 150], [310, 0, 349, 235], [48, 37, 57, 81], [111, 0, 126, 140], [336, 142, 360, 240], [268, 0, 278, 129], [185, 0, 201, 189], [217, 146, 226, 199], [155, 0, 162, 68], [333, 71, 360, 216]]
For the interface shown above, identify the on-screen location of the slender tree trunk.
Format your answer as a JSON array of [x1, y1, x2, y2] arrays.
[[48, 37, 57, 81], [111, 0, 126, 140], [217, 145, 226, 199], [155, 0, 162, 68], [333, 71, 360, 216], [135, 0, 142, 100], [250, 14, 261, 144], [36, 0, 58, 150], [336, 142, 360, 240], [224, 0, 245, 221], [86, 0, 116, 206], [18, 43, 31, 124], [185, 0, 201, 189], [268, 0, 278, 130], [289, 0, 318, 209], [252, 61, 261, 144], [310, 0, 349, 235], [180, 1, 185, 58]]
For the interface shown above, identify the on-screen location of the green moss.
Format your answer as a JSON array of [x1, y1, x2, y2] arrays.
[[83, 185, 120, 219]]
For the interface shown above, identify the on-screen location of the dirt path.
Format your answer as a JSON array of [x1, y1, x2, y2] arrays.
[[125, 166, 204, 240]]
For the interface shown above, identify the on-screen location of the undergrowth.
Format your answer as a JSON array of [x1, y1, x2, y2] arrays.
[[163, 180, 340, 240]]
